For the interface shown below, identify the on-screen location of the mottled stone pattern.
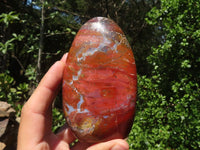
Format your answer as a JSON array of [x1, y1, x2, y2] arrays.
[[62, 17, 137, 143]]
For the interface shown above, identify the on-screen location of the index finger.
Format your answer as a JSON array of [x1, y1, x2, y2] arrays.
[[26, 53, 67, 114], [18, 53, 68, 148]]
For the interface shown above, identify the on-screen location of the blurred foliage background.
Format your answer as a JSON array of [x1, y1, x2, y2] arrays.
[[0, 0, 200, 149]]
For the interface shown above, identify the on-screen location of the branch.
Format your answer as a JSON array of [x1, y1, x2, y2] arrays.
[[52, 7, 90, 19], [11, 54, 25, 73], [114, 0, 126, 23], [42, 52, 60, 56], [116, 0, 126, 12], [44, 32, 67, 38], [37, 0, 45, 82]]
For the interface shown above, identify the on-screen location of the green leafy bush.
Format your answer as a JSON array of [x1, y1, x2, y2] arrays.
[[0, 73, 29, 116], [128, 0, 200, 149], [52, 107, 66, 133]]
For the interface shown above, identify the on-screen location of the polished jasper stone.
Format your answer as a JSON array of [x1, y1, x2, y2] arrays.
[[62, 17, 137, 143]]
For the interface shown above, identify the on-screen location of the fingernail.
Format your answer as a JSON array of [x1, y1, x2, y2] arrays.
[[61, 53, 68, 62], [111, 144, 128, 150]]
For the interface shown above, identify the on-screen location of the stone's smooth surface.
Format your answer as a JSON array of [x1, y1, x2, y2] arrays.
[[62, 17, 137, 143]]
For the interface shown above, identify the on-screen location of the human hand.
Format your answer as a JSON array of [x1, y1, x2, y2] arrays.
[[17, 53, 129, 150]]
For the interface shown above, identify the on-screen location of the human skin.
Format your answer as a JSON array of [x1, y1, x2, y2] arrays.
[[17, 53, 129, 150]]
